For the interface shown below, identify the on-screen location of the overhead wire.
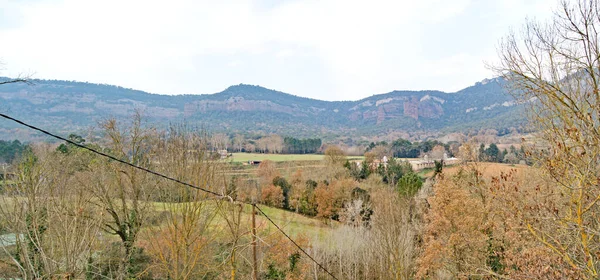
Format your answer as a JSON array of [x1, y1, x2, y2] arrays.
[[0, 113, 223, 197], [254, 204, 338, 280], [0, 112, 338, 280]]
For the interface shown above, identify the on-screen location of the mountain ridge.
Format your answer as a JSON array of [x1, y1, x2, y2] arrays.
[[0, 77, 525, 140]]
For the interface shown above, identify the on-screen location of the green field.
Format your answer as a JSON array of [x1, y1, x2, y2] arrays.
[[244, 203, 334, 239], [150, 200, 333, 240], [228, 153, 363, 163]]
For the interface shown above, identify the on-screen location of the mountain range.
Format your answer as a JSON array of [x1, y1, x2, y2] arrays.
[[0, 77, 526, 140]]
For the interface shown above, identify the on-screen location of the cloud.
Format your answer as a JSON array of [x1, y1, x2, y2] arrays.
[[0, 0, 554, 100], [275, 49, 295, 59]]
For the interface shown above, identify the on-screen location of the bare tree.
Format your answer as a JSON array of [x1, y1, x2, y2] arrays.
[[266, 135, 284, 154], [256, 137, 268, 154], [143, 125, 224, 279], [324, 145, 346, 166], [210, 133, 229, 152], [244, 143, 256, 153], [217, 201, 248, 280], [429, 145, 446, 161], [233, 134, 245, 152], [0, 76, 30, 85], [311, 187, 417, 279], [0, 61, 32, 85], [84, 113, 156, 279], [0, 144, 99, 279], [0, 64, 32, 114], [494, 1, 600, 275]]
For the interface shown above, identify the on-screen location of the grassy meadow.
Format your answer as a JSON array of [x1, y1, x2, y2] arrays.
[[149, 200, 333, 240]]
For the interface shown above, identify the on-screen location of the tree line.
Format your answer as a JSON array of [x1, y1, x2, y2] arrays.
[[282, 137, 321, 154], [209, 133, 323, 154]]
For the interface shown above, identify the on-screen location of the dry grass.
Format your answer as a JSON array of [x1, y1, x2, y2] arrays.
[[423, 162, 530, 178], [446, 162, 528, 177]]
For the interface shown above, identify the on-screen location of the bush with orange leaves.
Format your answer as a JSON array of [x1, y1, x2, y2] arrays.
[[261, 184, 284, 208], [261, 233, 311, 280], [487, 168, 582, 279], [416, 171, 489, 279], [314, 178, 356, 220], [142, 221, 216, 279], [417, 165, 583, 279], [235, 178, 260, 204], [257, 160, 280, 186]]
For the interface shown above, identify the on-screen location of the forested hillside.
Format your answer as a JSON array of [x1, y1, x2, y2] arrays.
[[0, 77, 524, 140]]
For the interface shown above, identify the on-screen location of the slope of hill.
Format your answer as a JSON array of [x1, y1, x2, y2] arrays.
[[0, 77, 525, 139]]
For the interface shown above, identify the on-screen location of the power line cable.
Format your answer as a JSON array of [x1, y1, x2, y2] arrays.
[[0, 112, 338, 280], [0, 113, 223, 197], [254, 204, 338, 280]]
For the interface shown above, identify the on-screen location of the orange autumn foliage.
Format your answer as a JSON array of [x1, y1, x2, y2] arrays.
[[314, 178, 356, 219], [262, 233, 311, 280], [261, 184, 284, 208], [417, 172, 488, 279], [143, 218, 215, 279], [257, 160, 280, 186], [417, 165, 582, 279]]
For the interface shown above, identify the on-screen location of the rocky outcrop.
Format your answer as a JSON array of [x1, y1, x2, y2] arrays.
[[184, 97, 303, 117], [418, 100, 444, 118], [403, 96, 420, 120]]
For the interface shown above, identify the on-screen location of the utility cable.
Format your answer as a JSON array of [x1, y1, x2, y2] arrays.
[[0, 112, 338, 280], [0, 113, 223, 197], [254, 204, 338, 280]]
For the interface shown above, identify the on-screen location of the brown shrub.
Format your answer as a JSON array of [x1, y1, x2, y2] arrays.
[[261, 185, 284, 208]]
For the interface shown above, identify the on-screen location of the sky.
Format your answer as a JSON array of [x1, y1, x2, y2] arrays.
[[0, 0, 554, 101]]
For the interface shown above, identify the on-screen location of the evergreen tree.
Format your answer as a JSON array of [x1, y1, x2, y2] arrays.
[[485, 143, 500, 162]]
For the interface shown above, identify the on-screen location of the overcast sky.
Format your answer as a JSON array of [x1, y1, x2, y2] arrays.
[[0, 0, 554, 101]]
